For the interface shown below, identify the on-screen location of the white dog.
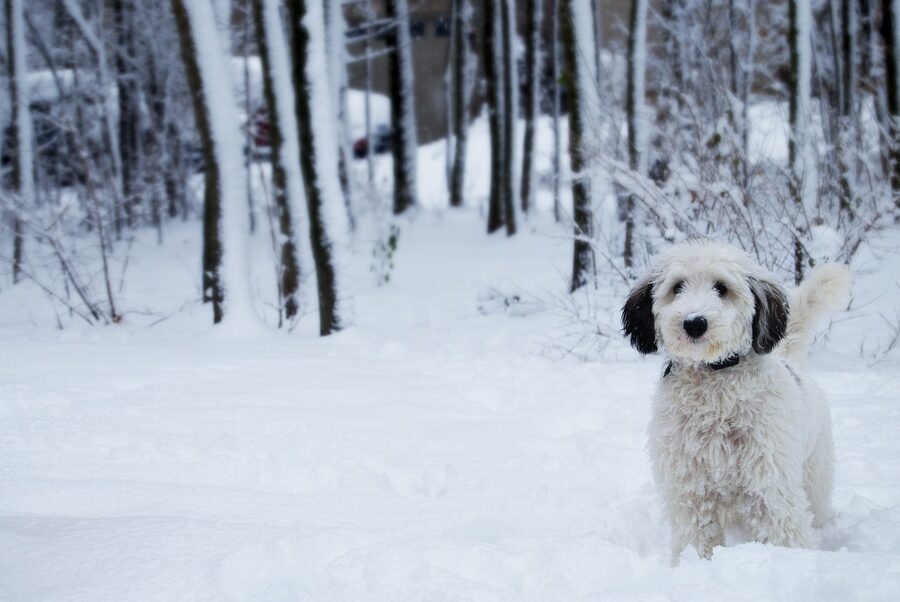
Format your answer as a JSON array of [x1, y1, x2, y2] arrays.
[[621, 240, 850, 562]]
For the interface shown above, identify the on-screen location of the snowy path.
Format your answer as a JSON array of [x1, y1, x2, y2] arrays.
[[1, 213, 899, 600]]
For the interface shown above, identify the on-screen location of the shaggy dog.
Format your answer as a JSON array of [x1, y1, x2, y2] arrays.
[[621, 240, 851, 562]]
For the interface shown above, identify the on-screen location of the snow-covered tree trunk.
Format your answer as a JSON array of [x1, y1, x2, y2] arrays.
[[550, 0, 562, 222], [788, 0, 815, 282], [385, 0, 418, 215], [286, 0, 349, 335], [883, 0, 900, 215], [500, 0, 517, 235], [563, 0, 597, 291], [519, 0, 541, 214], [740, 0, 757, 194], [171, 0, 255, 327], [324, 0, 355, 229], [4, 0, 32, 284], [449, 0, 471, 209], [484, 0, 505, 232], [251, 0, 303, 323], [363, 0, 375, 186], [114, 0, 142, 229], [836, 0, 856, 221], [624, 0, 647, 269]]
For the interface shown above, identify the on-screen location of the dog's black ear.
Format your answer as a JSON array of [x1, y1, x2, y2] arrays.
[[622, 277, 658, 354], [750, 276, 789, 354]]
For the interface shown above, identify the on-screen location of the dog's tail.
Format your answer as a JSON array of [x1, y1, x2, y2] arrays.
[[779, 263, 851, 364]]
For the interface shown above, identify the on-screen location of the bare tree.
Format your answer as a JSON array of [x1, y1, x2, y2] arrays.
[[385, 0, 418, 214], [485, 0, 505, 232], [251, 0, 302, 324], [884, 0, 900, 215], [788, 0, 815, 282], [563, 0, 596, 291], [449, 0, 471, 209], [5, 0, 32, 284], [171, 0, 255, 325], [286, 0, 348, 335], [624, 0, 647, 268], [500, 0, 517, 235], [520, 0, 541, 214]]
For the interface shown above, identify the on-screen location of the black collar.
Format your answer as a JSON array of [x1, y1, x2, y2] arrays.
[[663, 354, 741, 378], [709, 354, 740, 371]]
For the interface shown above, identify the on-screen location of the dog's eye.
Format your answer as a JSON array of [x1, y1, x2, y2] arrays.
[[714, 282, 728, 297], [673, 281, 685, 295]]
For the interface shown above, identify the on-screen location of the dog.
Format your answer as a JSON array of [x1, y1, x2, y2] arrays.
[[621, 239, 851, 562]]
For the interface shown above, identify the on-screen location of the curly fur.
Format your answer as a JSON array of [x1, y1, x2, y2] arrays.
[[622, 240, 850, 563]]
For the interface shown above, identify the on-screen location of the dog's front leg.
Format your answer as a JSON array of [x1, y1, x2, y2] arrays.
[[669, 491, 724, 562], [743, 480, 814, 548]]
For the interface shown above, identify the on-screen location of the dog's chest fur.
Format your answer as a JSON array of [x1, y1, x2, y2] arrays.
[[652, 360, 772, 496]]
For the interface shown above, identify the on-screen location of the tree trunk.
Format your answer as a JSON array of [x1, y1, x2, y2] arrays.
[[385, 0, 418, 214], [324, 0, 355, 230], [883, 0, 900, 215], [251, 0, 302, 323], [172, 0, 254, 325], [563, 0, 596, 291], [520, 0, 540, 214], [484, 0, 505, 232], [551, 0, 562, 222], [286, 0, 347, 335], [837, 0, 855, 221], [624, 0, 647, 269], [501, 0, 517, 236], [789, 0, 814, 283], [114, 0, 141, 230], [5, 0, 31, 285], [449, 0, 470, 208]]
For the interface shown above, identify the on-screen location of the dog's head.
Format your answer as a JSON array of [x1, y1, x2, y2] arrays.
[[621, 240, 789, 363]]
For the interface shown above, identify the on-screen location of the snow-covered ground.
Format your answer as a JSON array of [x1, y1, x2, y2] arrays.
[[2, 94, 900, 599], [1, 206, 899, 600]]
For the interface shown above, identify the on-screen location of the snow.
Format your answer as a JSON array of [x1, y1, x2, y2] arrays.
[[2, 73, 900, 599], [182, 0, 256, 331], [1, 207, 899, 599]]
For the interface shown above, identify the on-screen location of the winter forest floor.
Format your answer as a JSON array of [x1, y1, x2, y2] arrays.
[[1, 207, 900, 600]]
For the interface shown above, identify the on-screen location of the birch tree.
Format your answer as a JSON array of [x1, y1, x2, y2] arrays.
[[251, 0, 303, 323], [286, 0, 349, 335], [171, 0, 255, 326], [385, 0, 418, 214], [4, 0, 32, 284]]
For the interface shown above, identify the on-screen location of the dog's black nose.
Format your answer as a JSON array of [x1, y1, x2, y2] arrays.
[[683, 316, 708, 339]]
